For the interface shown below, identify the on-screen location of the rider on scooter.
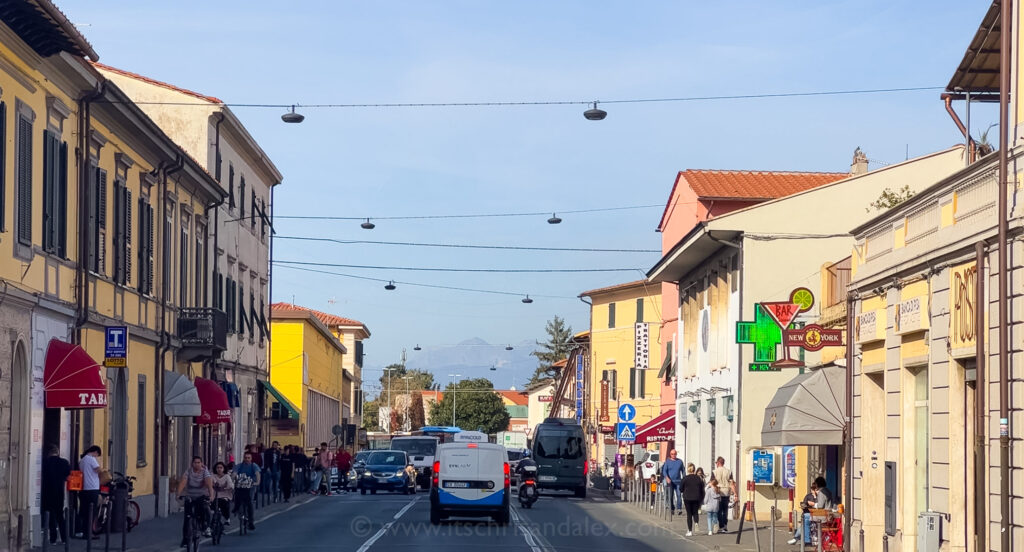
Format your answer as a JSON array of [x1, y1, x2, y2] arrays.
[[516, 450, 537, 477]]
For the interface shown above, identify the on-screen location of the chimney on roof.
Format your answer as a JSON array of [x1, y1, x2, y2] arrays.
[[850, 147, 869, 175]]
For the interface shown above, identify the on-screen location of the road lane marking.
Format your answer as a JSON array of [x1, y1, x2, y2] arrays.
[[510, 506, 547, 552], [356, 495, 421, 552]]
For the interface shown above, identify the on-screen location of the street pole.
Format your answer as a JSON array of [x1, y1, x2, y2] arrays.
[[448, 374, 461, 427]]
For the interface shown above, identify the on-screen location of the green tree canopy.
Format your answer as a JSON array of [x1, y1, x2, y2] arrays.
[[362, 400, 380, 431], [428, 378, 510, 434], [530, 316, 573, 384], [379, 364, 436, 405]]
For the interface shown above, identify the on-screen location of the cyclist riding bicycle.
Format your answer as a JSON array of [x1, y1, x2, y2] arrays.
[[211, 462, 234, 526], [176, 456, 215, 547], [233, 452, 261, 532]]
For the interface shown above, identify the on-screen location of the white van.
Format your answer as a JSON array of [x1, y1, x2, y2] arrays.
[[430, 441, 510, 525]]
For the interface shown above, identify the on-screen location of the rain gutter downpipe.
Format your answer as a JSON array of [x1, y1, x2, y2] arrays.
[[997, 0, 1012, 548], [942, 93, 977, 164], [975, 241, 987, 552]]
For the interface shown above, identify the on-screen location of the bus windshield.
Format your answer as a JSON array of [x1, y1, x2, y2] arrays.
[[391, 438, 438, 457]]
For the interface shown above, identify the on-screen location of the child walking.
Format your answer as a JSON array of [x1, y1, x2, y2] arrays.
[[703, 477, 722, 535], [649, 474, 658, 509]]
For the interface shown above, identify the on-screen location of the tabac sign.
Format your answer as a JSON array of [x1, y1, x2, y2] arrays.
[[737, 288, 844, 371], [950, 260, 978, 351]]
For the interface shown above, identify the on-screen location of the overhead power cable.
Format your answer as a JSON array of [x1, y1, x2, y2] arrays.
[[275, 235, 660, 253], [103, 86, 942, 109], [274, 264, 575, 299], [273, 260, 642, 273], [275, 204, 664, 221]]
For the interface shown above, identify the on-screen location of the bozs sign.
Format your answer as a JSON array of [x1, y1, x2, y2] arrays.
[[950, 260, 978, 351]]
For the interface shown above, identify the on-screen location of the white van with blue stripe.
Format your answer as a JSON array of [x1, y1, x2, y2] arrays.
[[429, 435, 510, 525]]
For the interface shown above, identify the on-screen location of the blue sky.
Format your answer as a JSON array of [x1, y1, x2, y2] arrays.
[[59, 1, 995, 391]]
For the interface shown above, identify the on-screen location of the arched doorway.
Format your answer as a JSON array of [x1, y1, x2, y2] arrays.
[[9, 341, 29, 515]]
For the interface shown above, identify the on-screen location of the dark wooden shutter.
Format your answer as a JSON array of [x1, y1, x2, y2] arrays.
[[251, 190, 257, 229], [57, 141, 67, 257], [146, 203, 155, 294], [628, 367, 636, 399], [239, 281, 246, 333], [42, 130, 54, 252], [16, 115, 32, 246], [125, 188, 132, 284], [239, 177, 245, 220], [228, 166, 234, 208], [0, 102, 6, 231], [112, 182, 123, 282], [249, 291, 256, 338], [884, 461, 896, 535], [96, 168, 108, 273]]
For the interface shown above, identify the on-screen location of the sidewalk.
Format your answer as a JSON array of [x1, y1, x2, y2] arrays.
[[594, 487, 803, 552], [31, 492, 321, 552]]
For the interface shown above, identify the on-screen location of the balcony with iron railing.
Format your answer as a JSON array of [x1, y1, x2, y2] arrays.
[[178, 307, 228, 362]]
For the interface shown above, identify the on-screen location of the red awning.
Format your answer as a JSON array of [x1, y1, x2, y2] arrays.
[[44, 339, 107, 409], [194, 377, 231, 425], [635, 410, 676, 445]]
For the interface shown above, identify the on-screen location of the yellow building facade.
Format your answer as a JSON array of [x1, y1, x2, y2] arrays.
[[269, 305, 348, 450], [580, 281, 663, 468], [0, 3, 225, 545]]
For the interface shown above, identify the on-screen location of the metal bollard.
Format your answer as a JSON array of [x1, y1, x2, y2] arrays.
[[770, 506, 776, 552], [86, 503, 94, 552], [882, 534, 889, 552], [104, 502, 111, 552], [17, 513, 23, 552], [65, 507, 71, 552], [121, 508, 127, 552], [859, 528, 864, 552], [43, 510, 49, 552]]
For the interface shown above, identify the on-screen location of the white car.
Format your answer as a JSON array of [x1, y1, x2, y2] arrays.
[[637, 451, 660, 480], [430, 440, 510, 525]]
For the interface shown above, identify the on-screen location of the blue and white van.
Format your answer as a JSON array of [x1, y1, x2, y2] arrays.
[[429, 437, 510, 525]]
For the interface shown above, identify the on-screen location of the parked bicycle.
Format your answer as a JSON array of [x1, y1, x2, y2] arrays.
[[93, 472, 141, 535]]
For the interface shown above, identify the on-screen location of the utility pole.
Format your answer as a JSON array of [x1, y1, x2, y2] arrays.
[[384, 367, 398, 432], [403, 376, 412, 431], [448, 373, 461, 427]]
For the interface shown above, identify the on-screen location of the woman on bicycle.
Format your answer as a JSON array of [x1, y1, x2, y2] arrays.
[[176, 456, 214, 546], [211, 462, 234, 526]]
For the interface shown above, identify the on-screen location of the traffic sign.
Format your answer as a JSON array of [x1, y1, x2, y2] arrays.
[[616, 423, 636, 442], [104, 326, 128, 367], [617, 403, 636, 422]]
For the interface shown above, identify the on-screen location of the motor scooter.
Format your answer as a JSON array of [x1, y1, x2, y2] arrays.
[[518, 464, 539, 508]]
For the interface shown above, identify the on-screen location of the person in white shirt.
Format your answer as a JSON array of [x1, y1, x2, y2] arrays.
[[75, 445, 102, 538]]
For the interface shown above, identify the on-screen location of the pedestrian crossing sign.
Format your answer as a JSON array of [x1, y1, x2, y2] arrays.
[[616, 422, 636, 442]]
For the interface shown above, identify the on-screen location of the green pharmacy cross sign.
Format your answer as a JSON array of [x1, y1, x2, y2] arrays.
[[736, 304, 784, 372], [736, 287, 815, 371]]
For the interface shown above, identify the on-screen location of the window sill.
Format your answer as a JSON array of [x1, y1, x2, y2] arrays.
[[136, 461, 148, 469]]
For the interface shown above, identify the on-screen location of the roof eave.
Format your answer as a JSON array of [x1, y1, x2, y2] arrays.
[[32, 0, 98, 61], [647, 224, 741, 283]]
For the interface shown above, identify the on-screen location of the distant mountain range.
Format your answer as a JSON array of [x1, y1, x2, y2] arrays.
[[367, 338, 540, 393]]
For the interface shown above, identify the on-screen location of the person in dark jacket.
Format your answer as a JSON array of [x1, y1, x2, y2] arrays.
[[291, 447, 309, 493], [263, 441, 281, 500], [42, 444, 71, 544], [680, 463, 706, 536], [279, 445, 295, 502]]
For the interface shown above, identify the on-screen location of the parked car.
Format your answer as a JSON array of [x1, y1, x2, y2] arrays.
[[358, 450, 412, 494], [348, 450, 371, 488]]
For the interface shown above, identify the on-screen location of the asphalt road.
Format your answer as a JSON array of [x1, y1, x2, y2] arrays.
[[169, 489, 707, 552]]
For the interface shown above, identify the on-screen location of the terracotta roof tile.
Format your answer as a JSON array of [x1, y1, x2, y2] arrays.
[[92, 62, 223, 104], [495, 390, 528, 406], [271, 302, 365, 328], [682, 169, 848, 200]]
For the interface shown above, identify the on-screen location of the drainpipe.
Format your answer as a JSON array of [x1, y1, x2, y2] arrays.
[[149, 160, 168, 514], [975, 241, 987, 552], [997, 0, 1011, 548], [71, 80, 104, 463], [942, 94, 977, 163], [845, 290, 855, 552]]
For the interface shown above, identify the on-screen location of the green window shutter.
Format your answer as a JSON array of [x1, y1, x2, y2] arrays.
[[57, 141, 67, 257], [16, 115, 32, 246]]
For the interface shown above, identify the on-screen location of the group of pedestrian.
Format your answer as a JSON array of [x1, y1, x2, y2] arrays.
[[241, 441, 355, 498], [659, 450, 737, 537]]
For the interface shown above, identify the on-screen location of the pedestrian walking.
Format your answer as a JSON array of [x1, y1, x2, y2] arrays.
[[280, 445, 295, 502], [263, 441, 282, 500], [292, 446, 309, 493], [336, 446, 352, 493], [75, 445, 103, 539], [308, 447, 323, 495], [712, 456, 734, 533], [695, 467, 706, 485], [318, 442, 334, 495], [661, 448, 684, 515], [703, 478, 721, 536], [648, 474, 658, 510], [681, 464, 705, 536], [42, 444, 71, 545]]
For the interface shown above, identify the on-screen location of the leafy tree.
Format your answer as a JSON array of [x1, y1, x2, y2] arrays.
[[867, 185, 915, 212], [529, 316, 573, 384], [390, 406, 402, 433], [408, 391, 426, 430], [379, 364, 435, 399], [428, 378, 510, 434], [362, 400, 380, 431]]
